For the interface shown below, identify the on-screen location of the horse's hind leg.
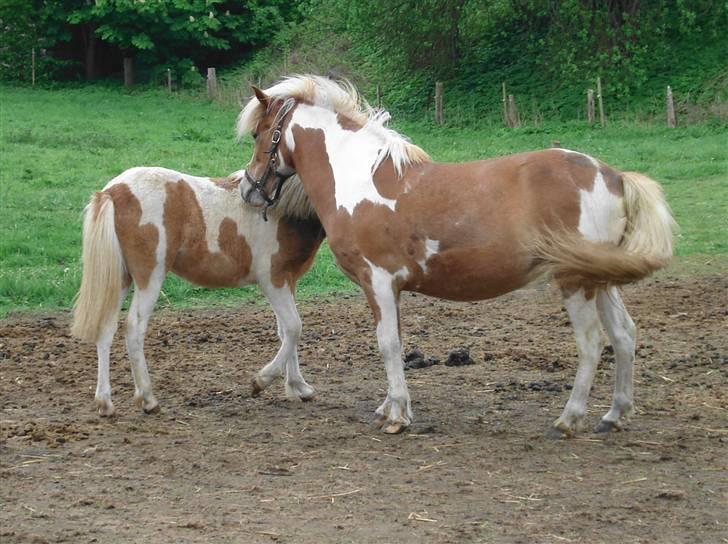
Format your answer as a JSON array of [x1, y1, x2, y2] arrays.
[[95, 286, 129, 416], [254, 282, 315, 401], [126, 273, 164, 414], [594, 287, 636, 432], [550, 288, 604, 438]]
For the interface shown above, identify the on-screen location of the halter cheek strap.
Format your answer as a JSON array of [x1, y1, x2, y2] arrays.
[[244, 117, 296, 221]]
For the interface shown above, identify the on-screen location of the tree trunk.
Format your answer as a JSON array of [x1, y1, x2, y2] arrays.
[[84, 28, 96, 80], [123, 56, 134, 87]]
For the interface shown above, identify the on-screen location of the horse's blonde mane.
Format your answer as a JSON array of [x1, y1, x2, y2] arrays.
[[268, 175, 317, 221], [236, 74, 430, 176]]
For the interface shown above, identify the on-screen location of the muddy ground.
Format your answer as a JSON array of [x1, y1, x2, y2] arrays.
[[1, 274, 727, 543]]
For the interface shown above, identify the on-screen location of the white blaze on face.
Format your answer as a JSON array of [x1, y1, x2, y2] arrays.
[[291, 104, 397, 214], [563, 151, 626, 244]]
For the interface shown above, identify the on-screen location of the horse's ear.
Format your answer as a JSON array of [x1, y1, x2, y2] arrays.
[[251, 86, 270, 108]]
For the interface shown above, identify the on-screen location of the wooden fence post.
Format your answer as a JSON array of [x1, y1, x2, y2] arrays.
[[596, 76, 605, 127], [166, 69, 172, 92], [31, 48, 36, 87], [507, 94, 520, 128], [207, 67, 217, 99], [587, 89, 595, 125], [666, 85, 677, 128], [123, 57, 134, 87], [502, 82, 508, 126], [376, 84, 381, 109], [435, 81, 444, 125]]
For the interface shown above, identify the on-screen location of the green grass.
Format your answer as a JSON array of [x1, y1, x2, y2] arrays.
[[1, 85, 726, 318]]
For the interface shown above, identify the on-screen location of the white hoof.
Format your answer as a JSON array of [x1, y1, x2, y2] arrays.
[[285, 380, 316, 402], [95, 396, 115, 417]]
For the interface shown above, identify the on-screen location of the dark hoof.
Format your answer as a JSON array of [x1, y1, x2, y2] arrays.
[[250, 377, 264, 397], [546, 425, 572, 440], [143, 404, 160, 415], [595, 420, 620, 433], [370, 415, 387, 430]]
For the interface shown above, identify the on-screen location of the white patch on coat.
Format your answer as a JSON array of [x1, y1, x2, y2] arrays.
[[417, 238, 440, 271], [575, 160, 626, 243], [291, 104, 398, 214]]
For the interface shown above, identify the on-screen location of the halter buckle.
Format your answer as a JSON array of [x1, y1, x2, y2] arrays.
[[271, 129, 281, 144]]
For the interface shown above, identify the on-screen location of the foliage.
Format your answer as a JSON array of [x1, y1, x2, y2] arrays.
[[1, 85, 726, 317], [0, 0, 75, 82], [1, 0, 302, 82]]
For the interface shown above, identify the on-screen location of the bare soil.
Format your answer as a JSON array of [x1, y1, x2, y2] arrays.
[[1, 274, 727, 544]]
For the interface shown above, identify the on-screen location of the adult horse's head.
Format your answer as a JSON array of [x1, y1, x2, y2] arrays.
[[236, 75, 428, 220]]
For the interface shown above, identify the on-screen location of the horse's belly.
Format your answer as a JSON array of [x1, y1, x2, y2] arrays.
[[408, 248, 531, 301], [172, 254, 254, 288]]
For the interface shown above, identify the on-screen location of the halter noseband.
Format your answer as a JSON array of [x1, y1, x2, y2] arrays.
[[244, 112, 296, 221]]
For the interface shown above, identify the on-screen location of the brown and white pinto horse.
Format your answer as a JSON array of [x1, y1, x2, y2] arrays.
[[236, 75, 677, 437], [71, 166, 324, 415]]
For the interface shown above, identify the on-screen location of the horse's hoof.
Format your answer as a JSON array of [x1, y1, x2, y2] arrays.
[[370, 415, 387, 430], [251, 377, 264, 397], [135, 394, 159, 414], [546, 424, 574, 439], [383, 421, 408, 434], [143, 402, 160, 415], [595, 420, 620, 433], [285, 382, 316, 402], [299, 391, 316, 402], [95, 399, 115, 417]]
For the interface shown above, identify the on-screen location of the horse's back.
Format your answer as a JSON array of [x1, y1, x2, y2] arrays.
[[101, 167, 267, 288]]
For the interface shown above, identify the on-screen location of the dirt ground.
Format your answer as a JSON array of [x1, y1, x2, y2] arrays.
[[1, 273, 726, 544]]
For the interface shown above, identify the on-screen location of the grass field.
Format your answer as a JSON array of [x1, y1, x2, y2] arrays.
[[1, 85, 726, 318]]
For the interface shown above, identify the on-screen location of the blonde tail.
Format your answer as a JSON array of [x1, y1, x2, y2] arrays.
[[530, 172, 677, 286], [620, 171, 678, 264], [71, 192, 125, 342]]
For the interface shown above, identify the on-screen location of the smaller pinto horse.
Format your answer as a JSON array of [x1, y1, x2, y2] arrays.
[[237, 75, 678, 437], [71, 167, 324, 415]]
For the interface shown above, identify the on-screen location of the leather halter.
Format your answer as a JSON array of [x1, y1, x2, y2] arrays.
[[244, 113, 295, 221]]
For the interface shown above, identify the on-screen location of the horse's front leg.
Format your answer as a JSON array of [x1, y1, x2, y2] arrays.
[[362, 264, 411, 434], [254, 281, 315, 401]]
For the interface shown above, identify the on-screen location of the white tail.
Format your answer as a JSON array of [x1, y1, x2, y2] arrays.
[[71, 192, 126, 342]]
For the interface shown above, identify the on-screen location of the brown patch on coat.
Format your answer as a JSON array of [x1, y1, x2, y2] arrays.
[[372, 157, 407, 201], [163, 179, 253, 287], [211, 177, 241, 191], [563, 151, 597, 192], [560, 283, 597, 301], [271, 217, 325, 290], [105, 183, 159, 290], [290, 126, 339, 223], [337, 113, 362, 132], [598, 163, 624, 196]]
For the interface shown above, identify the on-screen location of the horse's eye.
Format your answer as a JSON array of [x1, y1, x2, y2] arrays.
[[252, 133, 258, 140]]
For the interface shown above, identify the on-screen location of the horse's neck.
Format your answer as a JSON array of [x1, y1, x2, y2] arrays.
[[292, 108, 407, 223]]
